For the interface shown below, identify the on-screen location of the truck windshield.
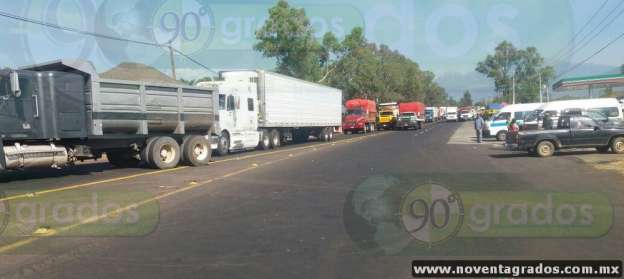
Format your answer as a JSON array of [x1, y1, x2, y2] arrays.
[[380, 111, 393, 116], [401, 113, 415, 117], [346, 109, 363, 115]]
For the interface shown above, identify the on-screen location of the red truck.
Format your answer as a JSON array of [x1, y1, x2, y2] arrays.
[[396, 102, 425, 130], [343, 99, 377, 133]]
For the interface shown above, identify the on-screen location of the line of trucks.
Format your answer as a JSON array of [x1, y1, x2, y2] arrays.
[[342, 101, 457, 133], [0, 59, 467, 173], [0, 59, 341, 172]]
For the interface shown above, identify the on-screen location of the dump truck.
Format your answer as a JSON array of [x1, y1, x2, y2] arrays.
[[377, 102, 399, 130], [343, 99, 377, 133], [396, 102, 425, 130], [197, 70, 342, 155], [0, 59, 216, 172]]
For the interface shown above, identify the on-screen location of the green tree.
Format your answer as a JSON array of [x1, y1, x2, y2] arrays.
[[460, 90, 473, 106], [254, 0, 322, 81], [255, 1, 448, 104], [620, 64, 624, 74], [476, 41, 552, 103], [446, 97, 459, 106]]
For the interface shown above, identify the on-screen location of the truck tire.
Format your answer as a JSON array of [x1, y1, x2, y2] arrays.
[[496, 131, 507, 141], [328, 128, 334, 141], [181, 136, 211, 166], [140, 137, 158, 167], [107, 150, 140, 168], [259, 131, 271, 150], [536, 141, 555, 157], [270, 129, 281, 148], [217, 133, 229, 156], [324, 128, 332, 141], [149, 137, 181, 169], [611, 137, 624, 154]]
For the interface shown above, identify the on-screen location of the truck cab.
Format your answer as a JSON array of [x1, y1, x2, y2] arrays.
[[377, 110, 396, 129], [199, 79, 260, 155]]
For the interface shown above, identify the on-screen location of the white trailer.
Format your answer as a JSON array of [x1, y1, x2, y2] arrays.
[[198, 70, 342, 155]]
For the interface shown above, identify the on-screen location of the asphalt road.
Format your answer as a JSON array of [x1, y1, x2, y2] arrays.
[[0, 122, 622, 279]]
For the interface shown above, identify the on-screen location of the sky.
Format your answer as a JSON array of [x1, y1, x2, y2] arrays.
[[1, 0, 623, 100]]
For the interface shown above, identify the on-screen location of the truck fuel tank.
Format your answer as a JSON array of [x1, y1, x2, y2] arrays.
[[3, 143, 68, 170]]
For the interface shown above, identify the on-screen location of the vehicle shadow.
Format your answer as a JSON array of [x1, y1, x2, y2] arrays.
[[0, 162, 117, 183], [489, 150, 603, 159]]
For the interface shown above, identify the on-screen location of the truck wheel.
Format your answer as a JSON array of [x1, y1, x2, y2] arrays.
[[217, 133, 230, 156], [611, 137, 624, 154], [107, 151, 140, 168], [259, 131, 271, 150], [596, 146, 610, 153], [270, 129, 281, 148], [536, 141, 555, 157], [328, 128, 334, 141], [149, 137, 181, 169], [496, 131, 507, 141], [181, 136, 211, 166], [141, 137, 158, 167]]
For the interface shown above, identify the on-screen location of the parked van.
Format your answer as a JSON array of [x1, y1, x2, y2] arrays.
[[524, 98, 623, 130], [485, 103, 543, 141]]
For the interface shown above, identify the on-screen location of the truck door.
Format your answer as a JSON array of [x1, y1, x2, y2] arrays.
[[0, 72, 42, 139], [570, 117, 607, 146]]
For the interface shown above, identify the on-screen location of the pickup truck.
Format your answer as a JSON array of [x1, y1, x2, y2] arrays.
[[515, 115, 624, 157]]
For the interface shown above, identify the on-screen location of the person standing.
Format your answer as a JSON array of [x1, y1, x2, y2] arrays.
[[474, 113, 484, 143]]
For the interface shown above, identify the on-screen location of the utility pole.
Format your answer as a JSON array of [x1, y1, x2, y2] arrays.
[[168, 41, 177, 80], [538, 71, 543, 103], [546, 84, 550, 102], [512, 74, 516, 104]]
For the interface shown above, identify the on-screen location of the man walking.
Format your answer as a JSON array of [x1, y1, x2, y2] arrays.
[[474, 113, 484, 143]]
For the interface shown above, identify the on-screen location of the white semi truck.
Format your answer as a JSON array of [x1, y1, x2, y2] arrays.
[[198, 70, 342, 155]]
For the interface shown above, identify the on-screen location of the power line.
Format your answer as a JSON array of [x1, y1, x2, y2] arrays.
[[0, 10, 162, 48], [555, 0, 624, 64], [550, 0, 609, 62], [0, 10, 217, 75], [172, 49, 216, 75], [556, 29, 624, 79]]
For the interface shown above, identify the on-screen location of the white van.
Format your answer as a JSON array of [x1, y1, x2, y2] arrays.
[[485, 103, 544, 141], [524, 98, 623, 129]]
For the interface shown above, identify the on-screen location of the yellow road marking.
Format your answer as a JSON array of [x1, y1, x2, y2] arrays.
[[0, 167, 187, 203], [0, 152, 299, 253], [0, 132, 387, 253], [0, 132, 384, 204]]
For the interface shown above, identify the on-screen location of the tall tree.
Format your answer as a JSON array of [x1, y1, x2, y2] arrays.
[[460, 90, 473, 106], [254, 0, 322, 81], [447, 96, 459, 106], [255, 1, 448, 103], [476, 41, 553, 103]]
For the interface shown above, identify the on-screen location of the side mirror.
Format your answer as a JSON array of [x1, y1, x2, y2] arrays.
[[9, 71, 21, 97]]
